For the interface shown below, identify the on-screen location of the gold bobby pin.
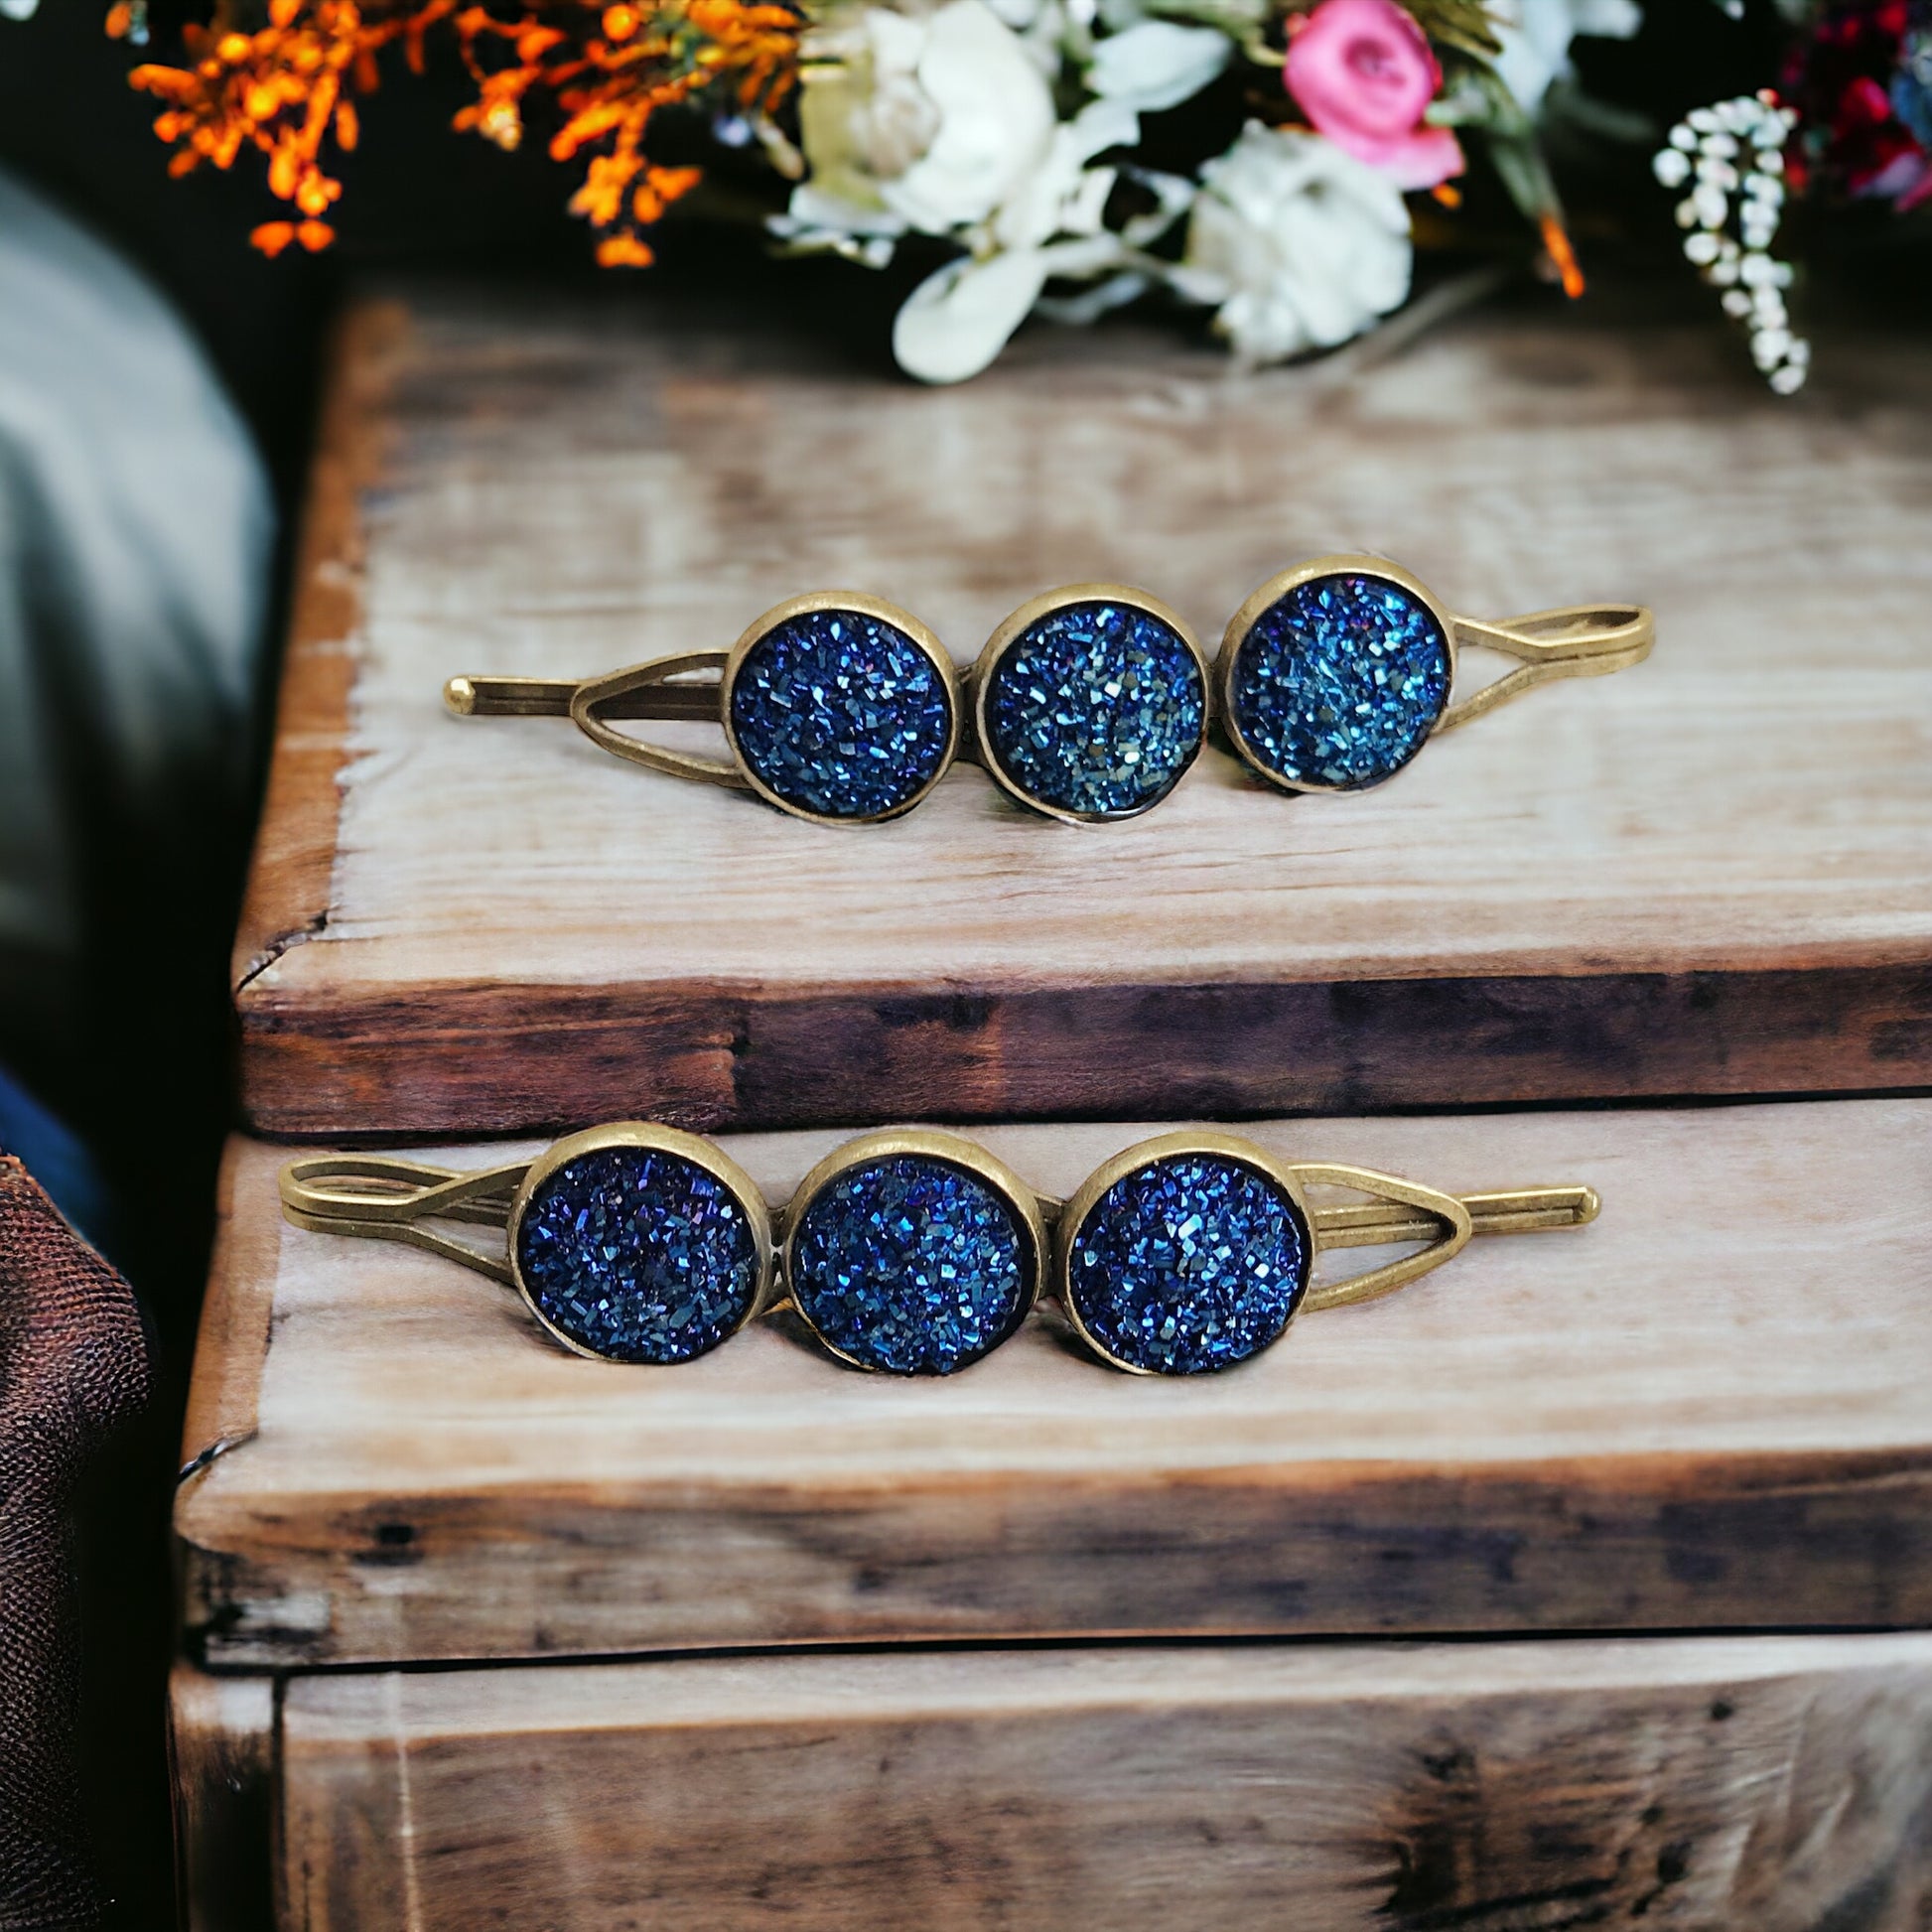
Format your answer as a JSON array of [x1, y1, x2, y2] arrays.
[[281, 1122, 1599, 1378], [444, 555, 1653, 826]]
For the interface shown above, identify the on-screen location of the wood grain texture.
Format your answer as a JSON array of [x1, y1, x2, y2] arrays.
[[169, 1664, 275, 1932], [233, 288, 1932, 1137], [232, 302, 404, 994], [177, 1098, 1932, 1669], [278, 1633, 1932, 1931], [179, 1139, 280, 1480]]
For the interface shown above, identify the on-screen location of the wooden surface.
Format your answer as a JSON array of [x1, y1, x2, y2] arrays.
[[277, 1632, 1932, 1931], [178, 1097, 1932, 1669], [233, 287, 1932, 1138], [169, 1665, 275, 1932]]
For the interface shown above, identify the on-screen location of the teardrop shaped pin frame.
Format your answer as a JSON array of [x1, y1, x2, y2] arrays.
[[450, 593, 963, 827]]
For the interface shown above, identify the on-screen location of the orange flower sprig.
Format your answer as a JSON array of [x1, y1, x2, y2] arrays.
[[114, 0, 800, 264], [448, 0, 797, 264]]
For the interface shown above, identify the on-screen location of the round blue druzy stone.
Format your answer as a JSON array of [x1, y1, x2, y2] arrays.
[[515, 1147, 760, 1364], [1069, 1154, 1309, 1374], [1229, 572, 1450, 789], [984, 601, 1205, 818], [730, 608, 953, 820], [789, 1156, 1031, 1374]]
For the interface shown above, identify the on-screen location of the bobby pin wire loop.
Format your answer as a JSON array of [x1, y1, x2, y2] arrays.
[[444, 557, 1652, 825], [281, 1123, 1599, 1379]]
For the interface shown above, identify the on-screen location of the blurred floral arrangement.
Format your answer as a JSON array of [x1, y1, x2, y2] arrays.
[[7, 0, 1927, 382]]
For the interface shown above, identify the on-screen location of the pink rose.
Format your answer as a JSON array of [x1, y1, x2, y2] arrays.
[[1284, 0, 1464, 191]]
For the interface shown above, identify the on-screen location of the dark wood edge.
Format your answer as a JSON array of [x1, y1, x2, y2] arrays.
[[178, 1140, 282, 1480], [179, 1446, 1932, 1670], [236, 962, 1932, 1139], [168, 1664, 276, 1932], [230, 300, 407, 996]]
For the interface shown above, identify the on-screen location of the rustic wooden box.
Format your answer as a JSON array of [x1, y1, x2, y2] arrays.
[[233, 288, 1932, 1139], [173, 1100, 1932, 1925]]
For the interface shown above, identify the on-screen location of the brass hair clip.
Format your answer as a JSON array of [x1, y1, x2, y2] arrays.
[[444, 555, 1653, 826], [281, 1124, 1598, 1377]]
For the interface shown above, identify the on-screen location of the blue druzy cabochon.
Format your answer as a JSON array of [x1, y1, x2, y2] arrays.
[[1068, 1153, 1311, 1374], [515, 1146, 761, 1364], [729, 607, 954, 819], [789, 1155, 1032, 1374], [983, 599, 1206, 818], [1228, 571, 1451, 790]]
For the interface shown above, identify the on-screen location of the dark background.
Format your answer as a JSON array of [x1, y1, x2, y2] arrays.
[[0, 2, 1834, 1923]]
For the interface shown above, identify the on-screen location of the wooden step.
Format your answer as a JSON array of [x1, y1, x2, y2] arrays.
[[231, 292, 1932, 1138], [251, 1631, 1932, 1931], [178, 1097, 1932, 1670]]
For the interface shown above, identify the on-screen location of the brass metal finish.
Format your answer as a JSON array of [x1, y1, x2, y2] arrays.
[[777, 1127, 1049, 1373], [968, 584, 1210, 825], [445, 592, 962, 823], [281, 1124, 775, 1363], [1217, 551, 1654, 794], [444, 561, 1650, 820], [282, 1125, 1596, 1375], [571, 651, 747, 789], [280, 1152, 531, 1285], [1437, 604, 1654, 734]]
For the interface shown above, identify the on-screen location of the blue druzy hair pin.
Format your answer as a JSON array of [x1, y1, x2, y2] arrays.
[[279, 1124, 1599, 1378], [443, 556, 1653, 827]]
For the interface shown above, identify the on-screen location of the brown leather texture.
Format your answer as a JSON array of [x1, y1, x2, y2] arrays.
[[0, 1156, 149, 1931]]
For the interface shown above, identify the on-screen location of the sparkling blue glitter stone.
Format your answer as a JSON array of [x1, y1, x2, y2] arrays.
[[789, 1156, 1030, 1375], [984, 601, 1205, 818], [515, 1147, 759, 1364], [730, 608, 953, 819], [1229, 572, 1450, 790], [1069, 1155, 1310, 1375]]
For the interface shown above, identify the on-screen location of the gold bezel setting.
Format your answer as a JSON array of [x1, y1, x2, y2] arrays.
[[1218, 552, 1457, 796], [506, 1121, 776, 1364], [780, 1127, 1047, 1374], [1052, 1129, 1316, 1377], [971, 584, 1211, 826], [720, 591, 962, 827]]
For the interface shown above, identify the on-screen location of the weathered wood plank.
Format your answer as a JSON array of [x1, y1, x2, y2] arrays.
[[233, 289, 1932, 1137], [278, 1632, 1932, 1931], [169, 1664, 275, 1932], [179, 1140, 281, 1480], [232, 302, 403, 997], [177, 1098, 1932, 1668]]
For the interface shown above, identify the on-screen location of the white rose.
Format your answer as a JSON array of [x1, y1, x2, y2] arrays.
[[1086, 20, 1231, 113], [892, 96, 1140, 383], [1176, 123, 1412, 362], [1491, 0, 1641, 116], [787, 0, 1057, 240]]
